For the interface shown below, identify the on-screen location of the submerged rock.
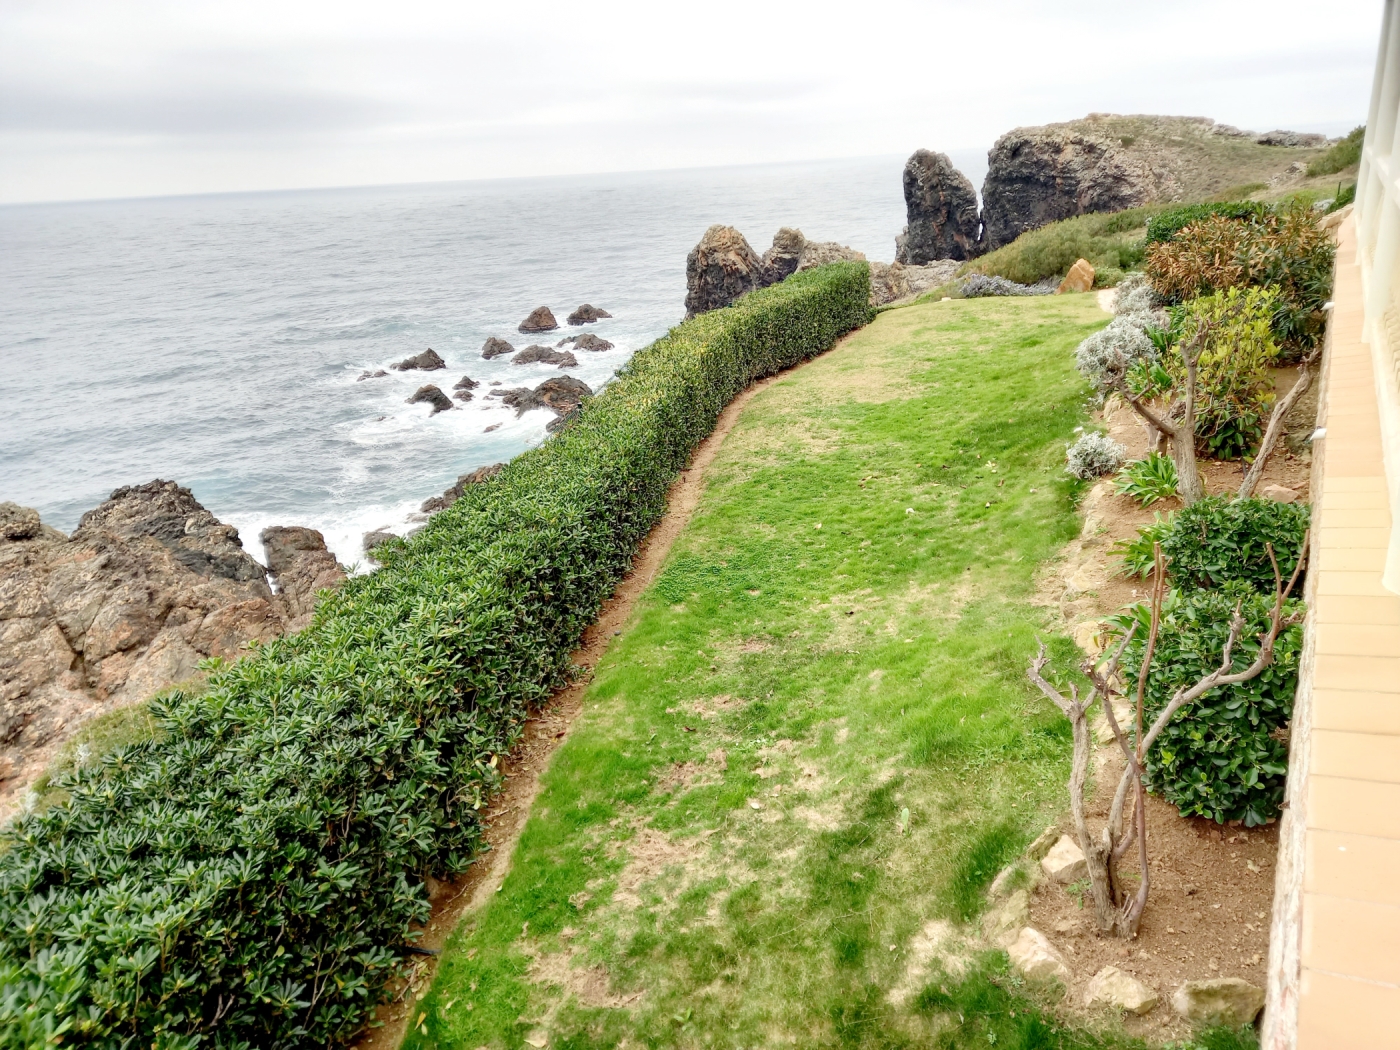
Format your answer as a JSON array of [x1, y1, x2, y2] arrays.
[[259, 526, 345, 630], [685, 225, 766, 317], [566, 303, 612, 325], [391, 348, 446, 372], [481, 337, 515, 360], [362, 530, 396, 555], [895, 149, 982, 263], [512, 345, 577, 368], [518, 306, 559, 333], [357, 369, 388, 381], [452, 375, 479, 403], [406, 384, 454, 414]]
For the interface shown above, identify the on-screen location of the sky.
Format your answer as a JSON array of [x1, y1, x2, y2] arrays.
[[0, 0, 1383, 205]]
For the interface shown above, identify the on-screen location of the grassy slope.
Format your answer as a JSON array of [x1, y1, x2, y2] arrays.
[[405, 294, 1137, 1049]]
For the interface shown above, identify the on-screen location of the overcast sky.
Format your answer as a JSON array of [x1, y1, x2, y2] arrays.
[[0, 0, 1382, 205]]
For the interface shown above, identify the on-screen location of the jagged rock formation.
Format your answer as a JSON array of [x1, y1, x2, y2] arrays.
[[481, 337, 515, 360], [259, 526, 345, 630], [518, 306, 559, 333], [895, 150, 982, 263], [392, 348, 446, 371], [492, 375, 593, 420], [0, 482, 343, 821], [760, 227, 806, 284], [511, 345, 578, 368], [558, 333, 614, 352], [420, 464, 505, 514], [685, 225, 767, 317], [566, 304, 612, 325], [452, 376, 479, 402], [406, 384, 454, 414]]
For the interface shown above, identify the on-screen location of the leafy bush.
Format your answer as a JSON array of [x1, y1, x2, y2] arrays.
[[1144, 201, 1268, 245], [0, 264, 874, 1048], [1161, 494, 1311, 592], [1327, 182, 1356, 213], [1146, 203, 1336, 361], [1115, 451, 1179, 506], [1112, 585, 1304, 826], [1065, 431, 1127, 480], [1306, 125, 1364, 178], [1073, 316, 1158, 391], [962, 206, 1164, 286], [1113, 511, 1174, 578], [955, 273, 1057, 298]]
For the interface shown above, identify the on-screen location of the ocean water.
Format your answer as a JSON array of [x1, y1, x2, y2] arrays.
[[0, 152, 986, 568]]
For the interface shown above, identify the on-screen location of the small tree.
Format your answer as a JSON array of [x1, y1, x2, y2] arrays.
[[1026, 539, 1306, 938]]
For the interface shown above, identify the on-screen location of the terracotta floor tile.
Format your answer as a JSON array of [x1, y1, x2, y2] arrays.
[[1304, 828, 1400, 905], [1307, 776, 1400, 838], [1302, 893, 1400, 984], [1311, 689, 1400, 735], [1312, 655, 1400, 693], [1310, 729, 1400, 783], [1297, 968, 1400, 1048], [1314, 594, 1400, 625], [1315, 569, 1396, 596]]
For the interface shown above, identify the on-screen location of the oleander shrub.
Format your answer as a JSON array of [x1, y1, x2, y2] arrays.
[[0, 264, 874, 1049], [1111, 584, 1305, 826], [1160, 494, 1311, 593], [1064, 431, 1127, 480], [1306, 125, 1364, 178]]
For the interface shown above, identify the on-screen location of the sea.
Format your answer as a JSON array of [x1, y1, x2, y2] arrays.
[[0, 151, 989, 569]]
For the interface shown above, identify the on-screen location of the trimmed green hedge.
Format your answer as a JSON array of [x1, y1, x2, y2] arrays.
[[0, 264, 873, 1049]]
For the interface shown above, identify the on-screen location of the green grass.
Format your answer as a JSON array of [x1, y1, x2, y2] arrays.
[[961, 207, 1169, 286], [1305, 126, 1363, 178], [404, 295, 1233, 1049]]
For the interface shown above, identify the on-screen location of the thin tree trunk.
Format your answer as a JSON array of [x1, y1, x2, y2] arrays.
[[1239, 362, 1314, 499]]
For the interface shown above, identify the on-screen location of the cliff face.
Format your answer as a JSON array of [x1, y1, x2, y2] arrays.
[[895, 150, 981, 263]]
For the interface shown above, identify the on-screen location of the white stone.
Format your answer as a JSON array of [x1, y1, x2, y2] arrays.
[[1259, 483, 1299, 503], [1086, 966, 1159, 1015], [1171, 978, 1265, 1025], [982, 889, 1029, 947], [1041, 835, 1088, 884], [1007, 927, 1071, 983]]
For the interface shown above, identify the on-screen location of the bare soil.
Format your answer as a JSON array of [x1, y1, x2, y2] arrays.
[[351, 357, 821, 1050]]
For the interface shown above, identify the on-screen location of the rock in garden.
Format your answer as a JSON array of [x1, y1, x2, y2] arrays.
[[895, 149, 982, 263], [357, 369, 388, 381], [685, 224, 766, 316], [1259, 483, 1299, 503], [391, 348, 446, 371], [1171, 978, 1265, 1025], [420, 463, 504, 513], [259, 526, 345, 630], [406, 384, 454, 414], [982, 889, 1030, 947], [1057, 258, 1096, 294], [518, 306, 559, 333], [512, 345, 578, 368], [362, 530, 396, 554], [761, 227, 806, 284], [560, 333, 613, 352], [1007, 928, 1071, 983], [868, 261, 961, 305], [566, 303, 611, 325], [534, 376, 592, 414], [1086, 966, 1159, 1015], [1041, 835, 1088, 884], [481, 337, 515, 359]]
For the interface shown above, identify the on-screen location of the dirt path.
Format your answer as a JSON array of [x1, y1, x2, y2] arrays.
[[351, 356, 821, 1050]]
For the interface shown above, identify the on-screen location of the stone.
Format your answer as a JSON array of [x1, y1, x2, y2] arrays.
[[1171, 978, 1265, 1025], [259, 526, 345, 629], [796, 240, 865, 269], [362, 530, 396, 554], [982, 889, 1029, 947], [1041, 835, 1088, 884], [868, 261, 961, 305], [512, 346, 578, 368], [1026, 826, 1061, 861], [1057, 258, 1096, 294], [980, 126, 1166, 252], [1259, 483, 1299, 503], [452, 376, 479, 403], [1256, 129, 1328, 147], [481, 337, 515, 360], [391, 348, 446, 372], [1007, 927, 1071, 983], [356, 369, 388, 381], [685, 225, 766, 316], [420, 463, 505, 514], [0, 481, 287, 821], [518, 306, 559, 333], [761, 227, 806, 284], [406, 384, 454, 414], [559, 333, 613, 352], [534, 376, 592, 415], [1086, 966, 1159, 1015], [895, 149, 982, 263], [566, 303, 611, 325], [496, 387, 543, 414]]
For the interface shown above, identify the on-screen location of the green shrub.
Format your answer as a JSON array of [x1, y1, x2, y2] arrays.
[[1111, 585, 1304, 826], [1145, 201, 1267, 244], [0, 264, 874, 1048], [963, 206, 1163, 286], [1306, 125, 1364, 178], [1161, 494, 1311, 592], [1115, 451, 1179, 506], [1113, 511, 1174, 578], [1327, 182, 1356, 213]]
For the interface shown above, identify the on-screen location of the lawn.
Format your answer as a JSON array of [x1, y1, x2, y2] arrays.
[[403, 292, 1137, 1049]]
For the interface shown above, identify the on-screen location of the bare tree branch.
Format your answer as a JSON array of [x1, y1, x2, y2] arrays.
[[1239, 358, 1316, 499]]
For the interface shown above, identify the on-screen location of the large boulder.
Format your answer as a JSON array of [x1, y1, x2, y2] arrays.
[[797, 240, 866, 269], [761, 227, 806, 284], [559, 333, 613, 352], [481, 337, 515, 360], [895, 150, 982, 263], [566, 304, 611, 325], [391, 348, 446, 371], [259, 526, 344, 630], [534, 376, 592, 414], [1171, 978, 1264, 1025], [1007, 928, 1071, 983], [518, 306, 559, 333], [512, 345, 578, 368], [1086, 966, 1159, 1015], [868, 260, 960, 305], [685, 225, 766, 317], [1057, 258, 1096, 294], [980, 127, 1164, 251], [406, 384, 454, 414], [0, 483, 287, 821]]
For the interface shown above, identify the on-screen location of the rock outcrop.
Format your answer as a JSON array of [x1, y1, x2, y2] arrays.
[[685, 225, 766, 317], [259, 526, 345, 630], [481, 337, 515, 360], [392, 348, 446, 372], [868, 260, 960, 304], [566, 304, 611, 325], [534, 376, 592, 414], [895, 149, 982, 263], [761, 227, 806, 284], [0, 483, 294, 820], [559, 333, 613, 352], [452, 376, 479, 402], [406, 384, 454, 414], [512, 346, 578, 368], [420, 463, 505, 514], [518, 306, 559, 333]]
